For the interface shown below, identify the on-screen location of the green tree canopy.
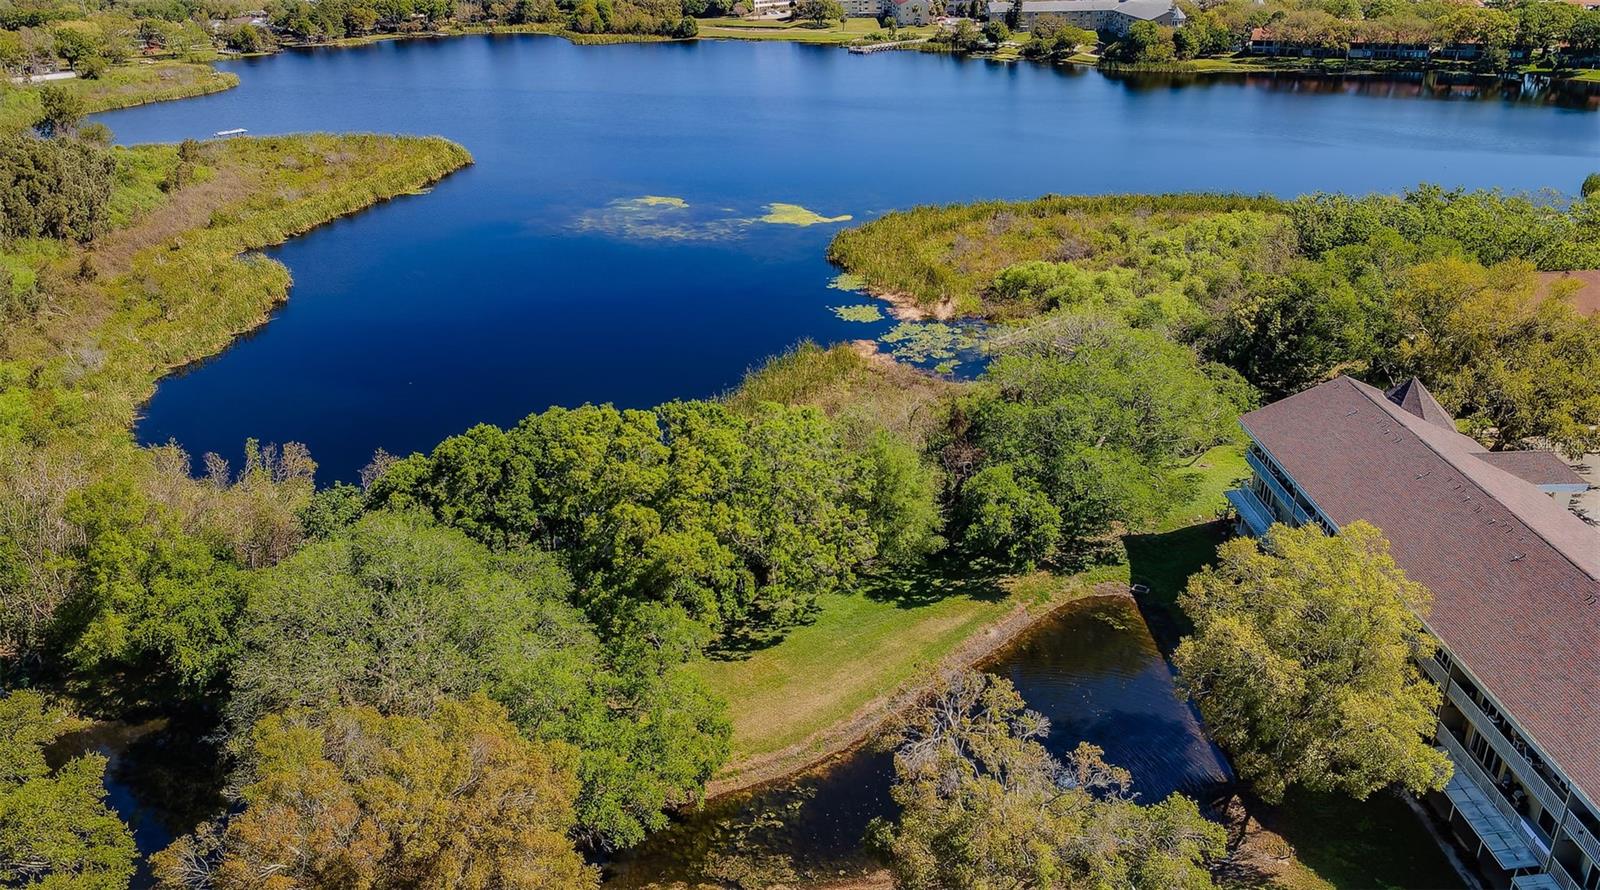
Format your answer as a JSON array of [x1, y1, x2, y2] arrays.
[[1173, 522, 1451, 803], [370, 400, 928, 644], [153, 695, 596, 890], [228, 511, 730, 850], [872, 670, 1226, 889], [952, 310, 1252, 566], [0, 690, 136, 890]]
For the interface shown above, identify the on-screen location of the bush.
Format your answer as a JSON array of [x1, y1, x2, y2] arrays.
[[0, 132, 116, 242]]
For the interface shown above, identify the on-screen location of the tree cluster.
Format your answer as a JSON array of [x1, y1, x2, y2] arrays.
[[871, 670, 1227, 889], [370, 399, 941, 644]]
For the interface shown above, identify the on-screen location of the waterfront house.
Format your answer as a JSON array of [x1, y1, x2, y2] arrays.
[[984, 0, 1184, 36], [1228, 375, 1600, 890]]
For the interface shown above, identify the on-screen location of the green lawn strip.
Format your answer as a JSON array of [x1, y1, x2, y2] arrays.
[[0, 61, 239, 132]]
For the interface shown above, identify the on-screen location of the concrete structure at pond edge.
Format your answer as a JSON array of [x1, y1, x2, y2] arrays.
[[984, 0, 1183, 35], [1229, 375, 1600, 890]]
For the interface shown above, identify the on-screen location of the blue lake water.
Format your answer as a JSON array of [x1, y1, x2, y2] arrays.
[[94, 36, 1600, 481]]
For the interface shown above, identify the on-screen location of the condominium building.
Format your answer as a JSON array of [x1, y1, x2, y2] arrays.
[[1229, 375, 1600, 890], [983, 0, 1184, 36]]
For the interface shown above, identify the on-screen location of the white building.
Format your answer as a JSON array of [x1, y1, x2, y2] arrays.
[[984, 0, 1184, 35]]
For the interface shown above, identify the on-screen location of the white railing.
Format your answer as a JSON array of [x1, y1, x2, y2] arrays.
[[1244, 450, 1313, 525], [1564, 810, 1600, 871], [1419, 654, 1448, 686], [1447, 684, 1568, 817], [1546, 859, 1583, 890], [1438, 729, 1540, 841]]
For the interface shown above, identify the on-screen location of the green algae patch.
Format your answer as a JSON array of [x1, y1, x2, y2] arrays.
[[634, 195, 690, 208], [760, 203, 853, 226], [827, 272, 867, 292], [831, 304, 884, 323]]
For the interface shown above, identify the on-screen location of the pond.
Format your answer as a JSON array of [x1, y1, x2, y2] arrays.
[[92, 36, 1600, 481], [604, 596, 1231, 887]]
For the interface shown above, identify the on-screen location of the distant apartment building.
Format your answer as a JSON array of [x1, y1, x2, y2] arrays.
[[1230, 375, 1600, 890], [983, 0, 1184, 35], [839, 0, 932, 26]]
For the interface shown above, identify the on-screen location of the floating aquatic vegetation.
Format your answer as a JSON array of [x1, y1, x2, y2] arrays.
[[759, 203, 853, 226], [827, 272, 867, 292], [572, 195, 742, 241], [831, 304, 884, 323], [574, 197, 853, 240], [879, 321, 979, 365]]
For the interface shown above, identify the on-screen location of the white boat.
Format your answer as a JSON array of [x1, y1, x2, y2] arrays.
[[213, 128, 248, 138]]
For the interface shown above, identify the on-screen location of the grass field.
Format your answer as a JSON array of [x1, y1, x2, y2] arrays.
[[0, 61, 238, 132]]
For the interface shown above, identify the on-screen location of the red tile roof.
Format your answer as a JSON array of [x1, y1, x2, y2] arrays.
[[1240, 376, 1600, 803]]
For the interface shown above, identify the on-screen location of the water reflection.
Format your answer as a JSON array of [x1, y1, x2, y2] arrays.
[[1101, 67, 1600, 109]]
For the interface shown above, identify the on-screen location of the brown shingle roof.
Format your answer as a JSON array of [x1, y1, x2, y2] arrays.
[[1386, 376, 1457, 432], [1474, 451, 1589, 489], [1534, 270, 1600, 317], [1240, 376, 1600, 804]]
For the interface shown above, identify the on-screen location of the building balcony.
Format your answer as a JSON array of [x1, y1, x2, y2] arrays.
[[1225, 487, 1274, 537], [1514, 870, 1579, 890], [1445, 682, 1568, 818], [1438, 728, 1545, 870], [1564, 810, 1600, 870], [1419, 653, 1448, 686], [1243, 449, 1314, 525]]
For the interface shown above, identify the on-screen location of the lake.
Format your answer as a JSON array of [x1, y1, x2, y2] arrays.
[[93, 36, 1600, 481]]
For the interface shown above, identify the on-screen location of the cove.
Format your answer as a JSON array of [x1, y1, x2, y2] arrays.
[[92, 35, 1600, 481]]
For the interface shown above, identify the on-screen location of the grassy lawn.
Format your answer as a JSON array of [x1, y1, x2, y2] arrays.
[[697, 16, 932, 45], [0, 61, 238, 131], [696, 442, 1247, 783]]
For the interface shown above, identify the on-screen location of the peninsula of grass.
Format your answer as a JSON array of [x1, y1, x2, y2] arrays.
[[826, 192, 1284, 316], [0, 61, 239, 132], [3, 133, 471, 453]]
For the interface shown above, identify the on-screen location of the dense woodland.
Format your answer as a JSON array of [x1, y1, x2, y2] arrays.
[[2, 51, 1599, 884]]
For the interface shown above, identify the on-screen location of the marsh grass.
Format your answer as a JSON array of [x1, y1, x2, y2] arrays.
[[827, 193, 1283, 315], [1, 134, 472, 453], [0, 62, 239, 132]]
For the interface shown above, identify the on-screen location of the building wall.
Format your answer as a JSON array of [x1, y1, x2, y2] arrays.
[[1232, 433, 1600, 890]]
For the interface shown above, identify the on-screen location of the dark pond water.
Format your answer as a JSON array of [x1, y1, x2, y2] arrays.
[[605, 596, 1231, 887], [93, 36, 1600, 481]]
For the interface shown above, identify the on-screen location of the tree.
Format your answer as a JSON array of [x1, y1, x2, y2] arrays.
[[981, 19, 1009, 43], [153, 696, 596, 889], [1003, 0, 1021, 30], [1392, 257, 1600, 457], [795, 0, 843, 24], [1584, 172, 1600, 198], [59, 479, 248, 706], [228, 511, 730, 850], [0, 132, 114, 240], [370, 401, 894, 644], [33, 85, 86, 140], [953, 310, 1252, 565], [1111, 20, 1177, 63], [0, 690, 136, 889], [1173, 522, 1451, 803], [871, 670, 1225, 889]]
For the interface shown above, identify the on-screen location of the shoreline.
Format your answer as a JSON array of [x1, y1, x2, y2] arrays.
[[705, 583, 1128, 798]]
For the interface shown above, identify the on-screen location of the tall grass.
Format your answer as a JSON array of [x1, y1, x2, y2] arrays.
[[0, 62, 239, 132], [2, 134, 471, 453]]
